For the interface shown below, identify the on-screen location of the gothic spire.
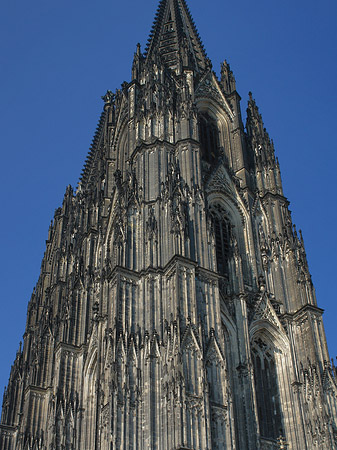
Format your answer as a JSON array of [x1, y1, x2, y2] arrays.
[[145, 0, 208, 72]]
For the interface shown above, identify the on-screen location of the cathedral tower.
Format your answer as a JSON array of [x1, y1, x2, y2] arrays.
[[1, 1, 336, 449]]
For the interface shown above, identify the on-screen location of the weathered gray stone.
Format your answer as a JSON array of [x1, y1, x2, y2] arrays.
[[1, 1, 336, 449]]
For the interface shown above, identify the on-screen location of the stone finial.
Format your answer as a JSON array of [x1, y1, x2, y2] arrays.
[[101, 90, 114, 104], [277, 436, 288, 449], [93, 301, 99, 321]]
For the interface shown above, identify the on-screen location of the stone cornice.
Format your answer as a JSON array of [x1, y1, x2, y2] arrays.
[[0, 424, 17, 433], [54, 342, 87, 355], [130, 137, 200, 162], [107, 254, 223, 284], [108, 254, 198, 283], [259, 191, 289, 206], [24, 385, 52, 396], [282, 304, 324, 323]]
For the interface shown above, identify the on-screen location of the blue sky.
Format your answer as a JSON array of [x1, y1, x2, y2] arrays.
[[0, 0, 336, 394]]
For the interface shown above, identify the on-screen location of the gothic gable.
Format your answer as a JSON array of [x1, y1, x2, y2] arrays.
[[145, 332, 161, 360], [104, 337, 113, 371], [206, 164, 235, 197], [249, 290, 285, 335], [181, 324, 202, 356], [195, 71, 234, 121], [206, 330, 225, 367]]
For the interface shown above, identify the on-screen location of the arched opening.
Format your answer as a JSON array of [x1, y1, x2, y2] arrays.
[[126, 206, 138, 270], [83, 352, 98, 449], [198, 112, 219, 164], [209, 204, 232, 277], [251, 337, 283, 440], [182, 344, 202, 396]]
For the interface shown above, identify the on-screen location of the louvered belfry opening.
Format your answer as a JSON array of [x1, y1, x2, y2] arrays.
[[210, 205, 231, 277], [199, 112, 220, 164]]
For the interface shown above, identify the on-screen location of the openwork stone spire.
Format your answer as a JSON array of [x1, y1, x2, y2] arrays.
[[145, 0, 208, 72]]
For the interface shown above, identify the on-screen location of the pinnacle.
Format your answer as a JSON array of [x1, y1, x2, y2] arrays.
[[247, 91, 262, 123]]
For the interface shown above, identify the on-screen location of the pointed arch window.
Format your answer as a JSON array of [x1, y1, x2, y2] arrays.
[[198, 112, 220, 164], [126, 206, 138, 270], [251, 338, 283, 440], [206, 355, 224, 404], [83, 352, 98, 449], [209, 205, 231, 276]]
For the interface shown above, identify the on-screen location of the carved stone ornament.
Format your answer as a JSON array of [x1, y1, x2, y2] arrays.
[[195, 73, 234, 120], [211, 404, 228, 425], [146, 206, 158, 241], [101, 90, 115, 104], [249, 287, 283, 332], [1, 2, 336, 450]]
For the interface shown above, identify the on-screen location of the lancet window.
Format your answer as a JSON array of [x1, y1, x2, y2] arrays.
[[198, 112, 220, 164], [206, 357, 224, 404], [251, 338, 283, 440], [209, 205, 231, 276], [84, 354, 98, 448], [126, 206, 138, 270]]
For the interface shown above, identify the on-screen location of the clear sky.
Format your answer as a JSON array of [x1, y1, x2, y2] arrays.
[[0, 0, 336, 394]]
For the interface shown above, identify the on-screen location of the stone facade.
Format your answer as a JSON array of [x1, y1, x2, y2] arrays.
[[1, 1, 337, 449]]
